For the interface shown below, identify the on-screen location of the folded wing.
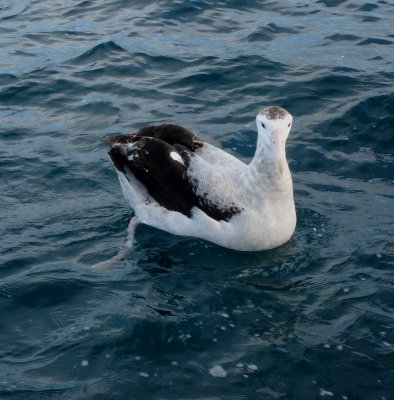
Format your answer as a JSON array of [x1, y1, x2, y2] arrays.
[[107, 124, 242, 222]]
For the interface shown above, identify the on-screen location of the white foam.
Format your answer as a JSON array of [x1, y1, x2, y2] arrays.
[[320, 388, 334, 397], [209, 365, 227, 378]]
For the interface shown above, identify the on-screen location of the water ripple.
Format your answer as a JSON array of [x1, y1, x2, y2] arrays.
[[1, 0, 394, 399]]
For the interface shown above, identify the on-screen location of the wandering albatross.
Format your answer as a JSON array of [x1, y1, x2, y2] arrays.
[[101, 106, 295, 265]]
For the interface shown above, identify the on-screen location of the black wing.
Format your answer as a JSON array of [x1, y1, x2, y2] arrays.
[[107, 124, 203, 150], [107, 124, 241, 222]]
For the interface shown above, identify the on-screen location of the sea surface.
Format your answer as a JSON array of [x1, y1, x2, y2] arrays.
[[1, 1, 393, 399]]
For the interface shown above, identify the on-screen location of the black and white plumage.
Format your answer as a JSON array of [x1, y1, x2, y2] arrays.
[[107, 106, 296, 251]]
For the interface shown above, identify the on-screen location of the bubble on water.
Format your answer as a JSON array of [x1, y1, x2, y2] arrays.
[[81, 360, 89, 367], [229, 323, 236, 328], [337, 345, 344, 351], [324, 344, 331, 349], [171, 361, 178, 366], [139, 372, 149, 378], [376, 253, 382, 258], [209, 365, 227, 378], [236, 363, 244, 368], [221, 313, 230, 318]]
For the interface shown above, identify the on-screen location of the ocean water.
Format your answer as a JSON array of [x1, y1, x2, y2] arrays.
[[1, 0, 393, 399]]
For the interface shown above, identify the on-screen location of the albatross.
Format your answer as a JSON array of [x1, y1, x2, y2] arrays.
[[106, 106, 296, 255]]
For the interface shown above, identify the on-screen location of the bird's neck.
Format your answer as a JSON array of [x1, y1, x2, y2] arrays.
[[242, 143, 292, 198], [250, 127, 281, 173], [250, 140, 283, 177]]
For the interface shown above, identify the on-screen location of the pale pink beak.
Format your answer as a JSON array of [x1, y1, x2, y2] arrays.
[[270, 129, 286, 175]]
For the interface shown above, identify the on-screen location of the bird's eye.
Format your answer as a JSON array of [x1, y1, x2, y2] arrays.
[[261, 122, 266, 129], [288, 123, 291, 128]]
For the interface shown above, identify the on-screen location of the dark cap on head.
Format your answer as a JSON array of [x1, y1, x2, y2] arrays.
[[259, 106, 289, 120]]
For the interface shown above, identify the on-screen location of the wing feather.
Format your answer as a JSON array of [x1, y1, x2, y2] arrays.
[[108, 125, 242, 221]]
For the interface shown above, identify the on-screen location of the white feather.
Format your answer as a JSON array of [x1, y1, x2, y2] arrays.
[[170, 151, 184, 165]]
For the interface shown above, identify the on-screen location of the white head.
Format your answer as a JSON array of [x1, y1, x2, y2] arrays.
[[256, 106, 293, 175]]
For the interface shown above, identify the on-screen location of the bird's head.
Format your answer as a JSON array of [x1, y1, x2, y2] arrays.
[[256, 106, 293, 175]]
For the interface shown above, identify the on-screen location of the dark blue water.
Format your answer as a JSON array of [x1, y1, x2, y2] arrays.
[[1, 1, 393, 399]]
